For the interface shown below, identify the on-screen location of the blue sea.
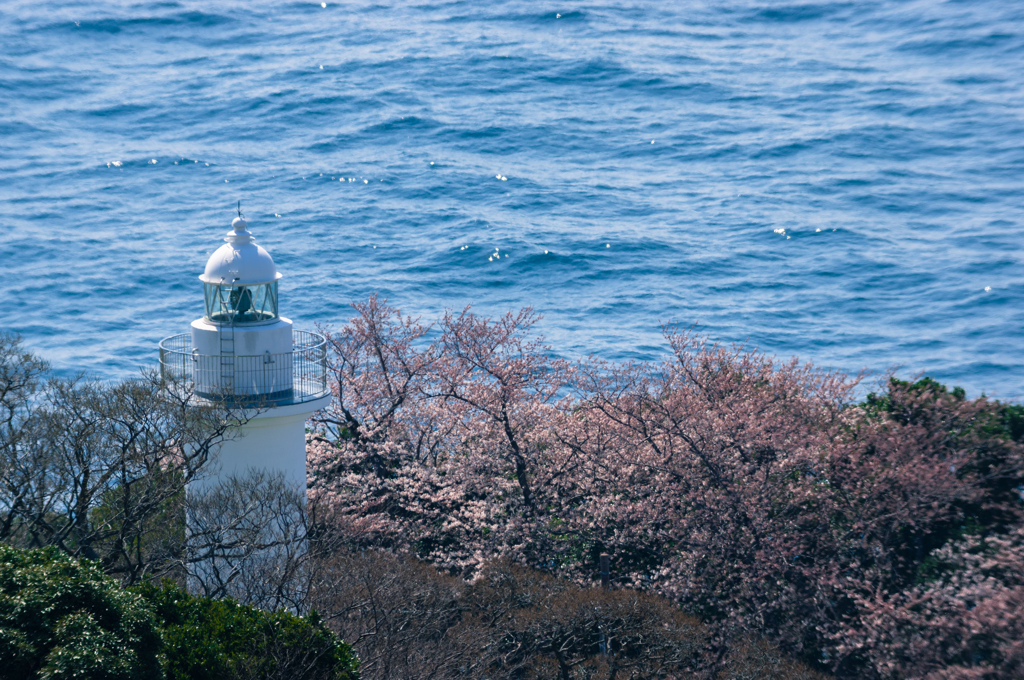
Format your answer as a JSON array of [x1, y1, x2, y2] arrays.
[[1, 0, 1022, 400]]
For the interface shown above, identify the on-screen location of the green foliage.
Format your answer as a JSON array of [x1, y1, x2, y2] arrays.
[[0, 545, 163, 680], [135, 582, 359, 680], [862, 376, 964, 419], [862, 376, 1024, 445], [0, 546, 358, 680], [998, 403, 1024, 443]]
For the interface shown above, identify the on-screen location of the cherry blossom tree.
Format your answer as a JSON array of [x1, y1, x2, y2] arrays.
[[308, 297, 568, 574], [307, 299, 1024, 678]]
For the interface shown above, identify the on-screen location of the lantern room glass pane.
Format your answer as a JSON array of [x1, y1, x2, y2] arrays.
[[204, 281, 278, 323]]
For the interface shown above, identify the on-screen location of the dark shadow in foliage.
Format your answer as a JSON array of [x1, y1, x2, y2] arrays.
[[469, 559, 707, 680], [311, 548, 827, 680], [717, 636, 830, 680], [312, 548, 480, 680], [858, 376, 1024, 583]]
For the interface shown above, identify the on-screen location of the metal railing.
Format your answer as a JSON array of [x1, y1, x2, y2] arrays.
[[159, 330, 328, 407]]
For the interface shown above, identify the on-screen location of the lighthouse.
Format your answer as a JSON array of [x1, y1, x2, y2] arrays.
[[159, 215, 330, 495]]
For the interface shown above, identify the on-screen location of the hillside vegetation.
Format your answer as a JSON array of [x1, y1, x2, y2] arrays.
[[3, 300, 1023, 679]]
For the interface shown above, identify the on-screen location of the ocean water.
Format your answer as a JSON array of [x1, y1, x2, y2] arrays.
[[1, 0, 1022, 400]]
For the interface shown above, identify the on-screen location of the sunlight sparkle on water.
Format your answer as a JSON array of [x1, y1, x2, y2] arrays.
[[4, 0, 1022, 402]]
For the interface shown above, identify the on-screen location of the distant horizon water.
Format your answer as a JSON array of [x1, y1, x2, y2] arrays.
[[1, 0, 1022, 401]]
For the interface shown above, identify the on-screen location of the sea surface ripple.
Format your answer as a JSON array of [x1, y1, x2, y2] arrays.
[[1, 0, 1022, 400]]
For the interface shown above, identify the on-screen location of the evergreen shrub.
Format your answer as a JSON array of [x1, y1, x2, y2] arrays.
[[135, 581, 358, 680], [0, 546, 358, 680], [0, 545, 163, 680]]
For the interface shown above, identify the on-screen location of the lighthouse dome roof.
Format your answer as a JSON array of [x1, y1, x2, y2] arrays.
[[199, 217, 283, 286]]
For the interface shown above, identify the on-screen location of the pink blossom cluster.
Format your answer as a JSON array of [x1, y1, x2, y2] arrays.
[[307, 297, 1024, 679]]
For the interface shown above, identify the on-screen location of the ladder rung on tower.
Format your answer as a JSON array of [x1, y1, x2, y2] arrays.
[[218, 277, 237, 395]]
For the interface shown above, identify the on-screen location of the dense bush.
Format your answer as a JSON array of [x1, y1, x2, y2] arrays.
[[0, 545, 358, 680], [309, 297, 1024, 679], [136, 582, 359, 680], [0, 545, 163, 680]]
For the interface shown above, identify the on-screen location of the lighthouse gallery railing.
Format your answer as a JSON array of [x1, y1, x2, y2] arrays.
[[159, 330, 328, 407]]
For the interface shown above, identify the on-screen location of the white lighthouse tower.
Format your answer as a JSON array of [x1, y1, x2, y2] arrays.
[[159, 215, 330, 494]]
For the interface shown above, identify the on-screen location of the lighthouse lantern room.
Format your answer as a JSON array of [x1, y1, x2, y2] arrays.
[[159, 215, 330, 493]]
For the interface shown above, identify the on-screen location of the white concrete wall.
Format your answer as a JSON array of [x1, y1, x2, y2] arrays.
[[189, 396, 329, 496], [215, 412, 307, 488]]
